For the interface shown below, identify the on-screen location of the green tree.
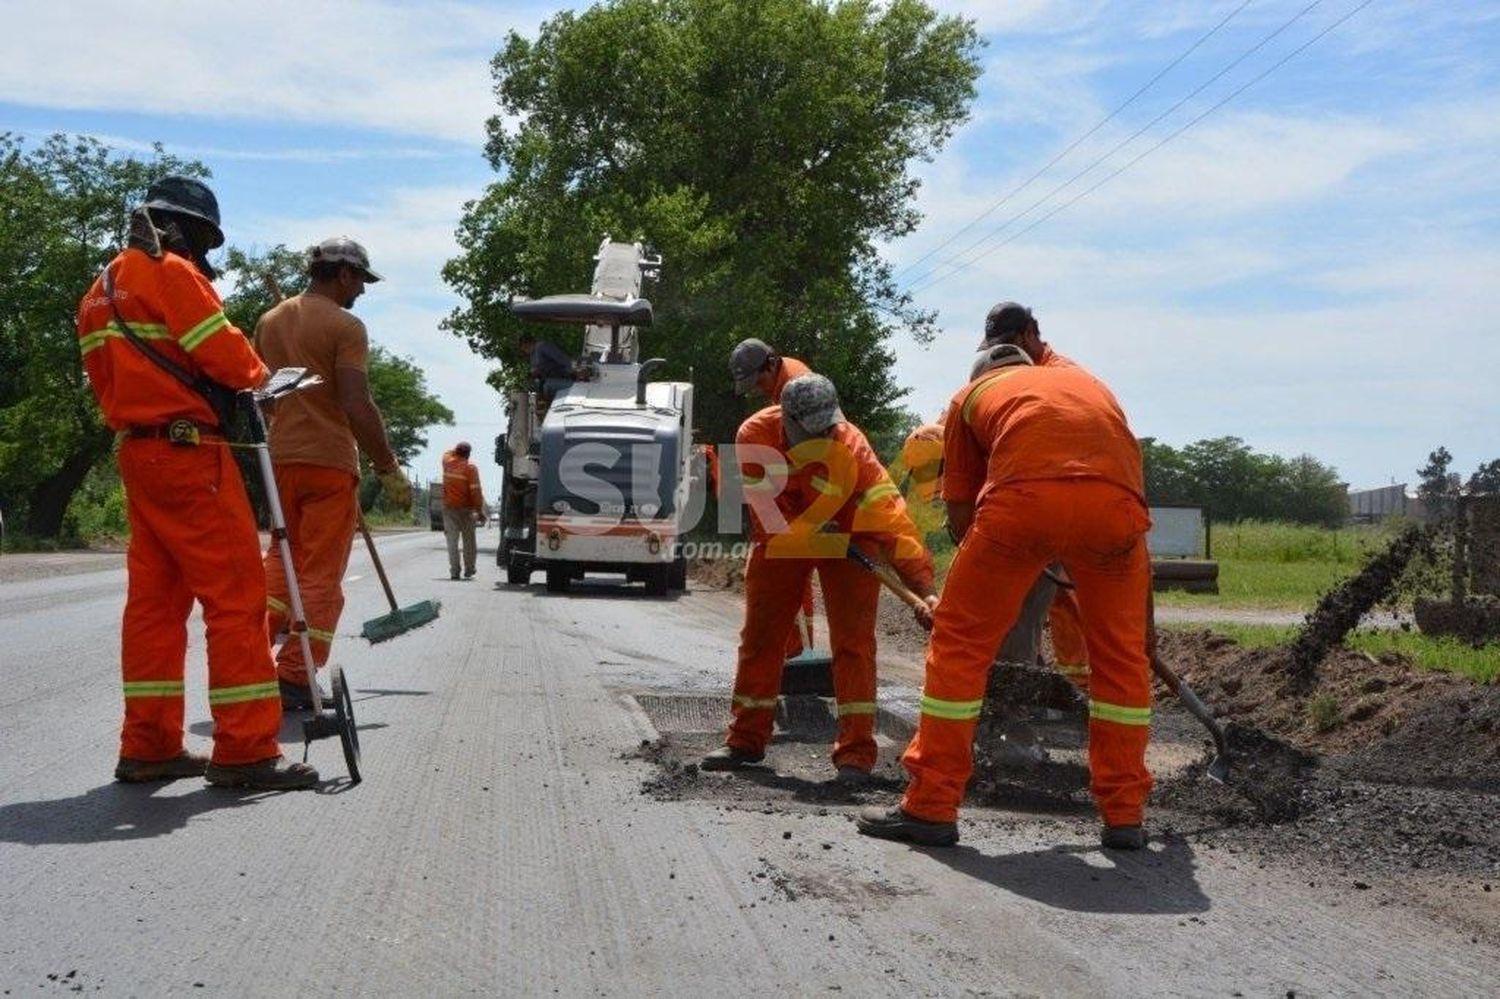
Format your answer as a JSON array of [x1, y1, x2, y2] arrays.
[[220, 245, 456, 469], [1466, 458, 1500, 495], [0, 133, 207, 538], [1417, 446, 1461, 519], [444, 0, 982, 448], [1139, 437, 1192, 505]]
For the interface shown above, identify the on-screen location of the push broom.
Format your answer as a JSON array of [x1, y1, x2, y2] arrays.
[[260, 274, 440, 645]]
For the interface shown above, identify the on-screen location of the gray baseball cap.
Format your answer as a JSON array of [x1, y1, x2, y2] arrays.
[[308, 236, 382, 282], [781, 373, 845, 445], [729, 338, 773, 395]]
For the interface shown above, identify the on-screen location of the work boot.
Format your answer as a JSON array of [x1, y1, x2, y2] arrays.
[[278, 678, 332, 712], [205, 756, 319, 790], [699, 745, 765, 771], [114, 751, 209, 783], [834, 765, 872, 786], [464, 568, 476, 579], [1101, 824, 1147, 851], [856, 805, 959, 847]]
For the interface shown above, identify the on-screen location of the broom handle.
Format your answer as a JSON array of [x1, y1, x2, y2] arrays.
[[358, 514, 401, 613]]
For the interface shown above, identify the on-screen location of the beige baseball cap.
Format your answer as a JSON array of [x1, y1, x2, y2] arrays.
[[308, 236, 382, 282]]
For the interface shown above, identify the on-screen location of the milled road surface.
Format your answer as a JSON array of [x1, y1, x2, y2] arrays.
[[1, 532, 1492, 996]]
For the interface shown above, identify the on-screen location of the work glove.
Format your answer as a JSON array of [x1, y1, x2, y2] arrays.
[[378, 469, 412, 509], [473, 509, 487, 528]]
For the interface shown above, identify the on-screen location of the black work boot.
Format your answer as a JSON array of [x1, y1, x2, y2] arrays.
[[1101, 824, 1147, 850], [114, 750, 210, 783], [699, 745, 765, 771], [205, 756, 319, 790], [856, 805, 959, 847]]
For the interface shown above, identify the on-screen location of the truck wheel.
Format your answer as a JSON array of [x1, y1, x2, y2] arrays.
[[546, 567, 569, 593], [644, 564, 669, 597], [506, 558, 531, 586], [668, 555, 688, 591]]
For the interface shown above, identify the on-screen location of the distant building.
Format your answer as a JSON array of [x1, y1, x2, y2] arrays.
[[1347, 483, 1428, 523]]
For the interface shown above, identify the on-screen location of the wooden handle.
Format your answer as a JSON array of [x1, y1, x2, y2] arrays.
[[357, 514, 400, 612]]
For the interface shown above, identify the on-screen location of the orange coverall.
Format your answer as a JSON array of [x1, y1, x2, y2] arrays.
[[762, 356, 818, 657], [256, 295, 375, 685], [900, 364, 1153, 827], [1031, 345, 1090, 685], [77, 247, 282, 766], [725, 407, 934, 771], [901, 417, 1089, 688]]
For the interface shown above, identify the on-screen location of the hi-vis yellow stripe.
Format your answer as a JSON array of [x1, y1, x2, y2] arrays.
[[308, 626, 335, 643], [123, 680, 184, 698], [266, 596, 289, 614], [207, 681, 281, 706], [836, 701, 876, 717], [858, 481, 900, 507], [920, 694, 983, 721], [78, 321, 171, 355], [960, 369, 1023, 425], [733, 694, 779, 710], [179, 311, 229, 352], [1089, 700, 1151, 726], [810, 476, 843, 497]]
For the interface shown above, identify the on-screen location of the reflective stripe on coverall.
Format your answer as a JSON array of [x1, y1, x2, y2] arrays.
[[263, 463, 360, 681], [726, 407, 933, 770], [77, 247, 281, 765], [903, 363, 1152, 827]]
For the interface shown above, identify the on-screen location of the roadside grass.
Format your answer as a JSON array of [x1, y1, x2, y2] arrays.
[[1161, 621, 1499, 683], [1156, 519, 1412, 610]]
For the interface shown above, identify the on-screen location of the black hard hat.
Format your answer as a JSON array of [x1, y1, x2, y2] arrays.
[[142, 175, 224, 248]]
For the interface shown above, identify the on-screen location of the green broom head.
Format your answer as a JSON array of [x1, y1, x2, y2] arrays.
[[361, 600, 442, 644]]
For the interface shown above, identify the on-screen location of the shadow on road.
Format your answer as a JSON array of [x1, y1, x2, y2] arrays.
[[927, 833, 1210, 915], [0, 783, 267, 845]]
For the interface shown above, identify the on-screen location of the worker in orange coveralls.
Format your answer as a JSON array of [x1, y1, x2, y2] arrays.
[[702, 374, 937, 782], [441, 441, 486, 580], [974, 301, 1091, 687], [901, 413, 1089, 691], [858, 343, 1153, 850], [729, 339, 819, 655], [77, 175, 316, 790], [256, 237, 410, 711]]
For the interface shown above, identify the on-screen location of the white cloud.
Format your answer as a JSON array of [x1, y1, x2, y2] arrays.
[[0, 0, 554, 144]]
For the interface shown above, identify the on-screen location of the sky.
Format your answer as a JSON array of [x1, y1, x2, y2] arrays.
[[2, 0, 1496, 491]]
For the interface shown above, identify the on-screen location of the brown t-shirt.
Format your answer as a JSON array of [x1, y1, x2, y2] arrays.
[[254, 293, 367, 476]]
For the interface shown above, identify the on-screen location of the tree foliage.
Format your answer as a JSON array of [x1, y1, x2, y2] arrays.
[[221, 245, 455, 468], [1140, 436, 1348, 526], [444, 0, 982, 447], [0, 133, 208, 537]]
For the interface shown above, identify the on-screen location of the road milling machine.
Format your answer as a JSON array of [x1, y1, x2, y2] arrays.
[[497, 239, 695, 594]]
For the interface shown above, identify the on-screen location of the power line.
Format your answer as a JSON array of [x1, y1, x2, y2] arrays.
[[892, 0, 1257, 285], [900, 0, 1332, 296], [907, 0, 1375, 295]]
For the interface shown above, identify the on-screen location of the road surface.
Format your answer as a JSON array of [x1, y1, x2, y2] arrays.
[[0, 533, 1491, 996]]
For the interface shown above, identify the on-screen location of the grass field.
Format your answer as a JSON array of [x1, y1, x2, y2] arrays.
[[1162, 621, 1499, 683], [1154, 519, 1410, 610]]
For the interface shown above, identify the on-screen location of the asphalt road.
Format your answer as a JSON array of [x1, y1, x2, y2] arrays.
[[0, 532, 1491, 996]]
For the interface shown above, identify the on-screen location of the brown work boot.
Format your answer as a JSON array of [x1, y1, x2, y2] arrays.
[[114, 751, 209, 783], [204, 756, 319, 790], [699, 745, 765, 771], [856, 805, 959, 847]]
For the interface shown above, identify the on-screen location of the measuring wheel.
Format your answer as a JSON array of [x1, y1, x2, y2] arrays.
[[300, 666, 362, 785]]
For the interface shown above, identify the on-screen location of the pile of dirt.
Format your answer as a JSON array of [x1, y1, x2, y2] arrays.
[[687, 555, 745, 592], [1159, 630, 1500, 791]]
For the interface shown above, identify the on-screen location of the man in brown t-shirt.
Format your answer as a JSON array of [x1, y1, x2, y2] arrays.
[[255, 237, 410, 710]]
